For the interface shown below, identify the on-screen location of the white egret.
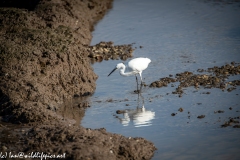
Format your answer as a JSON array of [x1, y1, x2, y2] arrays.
[[108, 57, 151, 91]]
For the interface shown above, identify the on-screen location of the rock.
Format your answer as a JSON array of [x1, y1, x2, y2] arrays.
[[197, 115, 205, 119]]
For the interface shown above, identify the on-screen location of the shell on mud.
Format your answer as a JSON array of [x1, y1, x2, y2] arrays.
[[87, 41, 134, 62]]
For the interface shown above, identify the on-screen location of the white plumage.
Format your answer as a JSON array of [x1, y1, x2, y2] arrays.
[[108, 57, 151, 90]]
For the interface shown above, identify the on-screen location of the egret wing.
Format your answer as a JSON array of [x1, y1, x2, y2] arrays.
[[128, 57, 151, 73]]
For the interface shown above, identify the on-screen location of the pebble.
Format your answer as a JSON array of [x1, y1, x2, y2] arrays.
[[197, 115, 205, 119], [178, 108, 183, 112]]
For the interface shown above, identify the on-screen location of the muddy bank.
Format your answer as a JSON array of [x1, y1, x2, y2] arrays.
[[0, 122, 156, 160], [0, 0, 156, 159], [0, 0, 108, 123]]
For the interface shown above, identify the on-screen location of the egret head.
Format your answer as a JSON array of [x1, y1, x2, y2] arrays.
[[108, 63, 125, 76], [116, 62, 125, 69]]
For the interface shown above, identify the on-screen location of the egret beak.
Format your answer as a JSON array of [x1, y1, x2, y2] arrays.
[[108, 67, 117, 76]]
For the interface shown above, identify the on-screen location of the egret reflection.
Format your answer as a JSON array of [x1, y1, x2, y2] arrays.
[[116, 94, 155, 127]]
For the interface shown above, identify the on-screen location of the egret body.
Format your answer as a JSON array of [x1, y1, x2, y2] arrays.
[[108, 57, 151, 90]]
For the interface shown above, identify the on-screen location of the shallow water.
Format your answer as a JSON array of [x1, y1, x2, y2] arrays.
[[81, 0, 240, 159]]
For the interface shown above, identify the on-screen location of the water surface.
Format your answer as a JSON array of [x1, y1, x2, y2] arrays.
[[82, 0, 240, 159]]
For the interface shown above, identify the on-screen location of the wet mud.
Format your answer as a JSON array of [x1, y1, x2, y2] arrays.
[[87, 41, 134, 63], [0, 0, 156, 159], [221, 117, 240, 128], [150, 62, 240, 97]]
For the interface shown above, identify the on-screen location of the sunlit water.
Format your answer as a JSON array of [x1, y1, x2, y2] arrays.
[[81, 0, 240, 159]]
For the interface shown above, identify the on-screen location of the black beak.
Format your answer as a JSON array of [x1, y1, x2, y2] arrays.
[[108, 68, 117, 76]]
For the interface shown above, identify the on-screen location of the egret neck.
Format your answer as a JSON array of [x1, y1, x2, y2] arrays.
[[119, 64, 138, 77]]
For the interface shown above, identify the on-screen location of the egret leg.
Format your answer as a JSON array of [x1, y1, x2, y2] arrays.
[[139, 72, 144, 92], [135, 75, 139, 91], [139, 82, 143, 91], [139, 72, 143, 85]]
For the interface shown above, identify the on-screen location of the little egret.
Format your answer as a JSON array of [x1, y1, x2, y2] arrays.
[[108, 57, 151, 91]]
